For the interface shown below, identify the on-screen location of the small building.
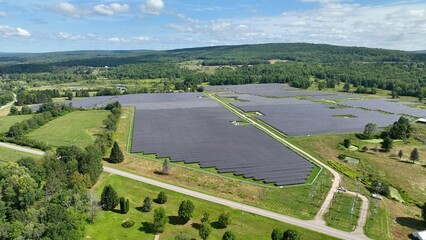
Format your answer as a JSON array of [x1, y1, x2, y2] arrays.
[[412, 230, 426, 240]]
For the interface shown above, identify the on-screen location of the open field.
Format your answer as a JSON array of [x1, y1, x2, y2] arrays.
[[324, 193, 361, 232], [0, 114, 33, 132], [107, 107, 332, 220], [26, 110, 109, 148], [0, 145, 40, 162], [87, 173, 339, 240]]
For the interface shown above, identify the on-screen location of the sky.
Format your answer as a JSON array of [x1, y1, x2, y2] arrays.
[[0, 0, 425, 52]]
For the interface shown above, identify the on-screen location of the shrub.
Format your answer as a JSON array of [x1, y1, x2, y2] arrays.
[[218, 211, 232, 228], [200, 212, 210, 223], [153, 207, 167, 233], [271, 228, 282, 240], [157, 191, 168, 204], [343, 139, 351, 148], [101, 184, 119, 210], [222, 231, 236, 240], [199, 222, 212, 240], [282, 229, 300, 240], [122, 221, 135, 228]]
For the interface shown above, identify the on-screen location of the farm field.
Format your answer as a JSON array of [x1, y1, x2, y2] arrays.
[[87, 173, 339, 240], [26, 110, 109, 148], [108, 107, 332, 220], [0, 145, 40, 162], [0, 114, 33, 133]]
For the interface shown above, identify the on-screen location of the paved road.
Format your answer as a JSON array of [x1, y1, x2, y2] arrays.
[[104, 166, 369, 240], [208, 93, 370, 236], [0, 142, 45, 156]]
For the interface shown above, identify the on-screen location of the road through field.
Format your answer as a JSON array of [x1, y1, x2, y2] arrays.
[[208, 93, 370, 237], [0, 93, 16, 111], [104, 166, 369, 240], [0, 142, 45, 156]]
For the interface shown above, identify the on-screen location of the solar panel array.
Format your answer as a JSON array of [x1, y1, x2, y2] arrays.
[[206, 83, 355, 99], [48, 92, 314, 186], [339, 99, 426, 118]]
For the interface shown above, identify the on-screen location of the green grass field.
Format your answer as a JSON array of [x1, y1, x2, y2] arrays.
[[323, 193, 361, 232], [86, 173, 339, 240], [0, 114, 33, 133], [26, 110, 109, 148], [0, 145, 40, 162], [364, 200, 392, 240]]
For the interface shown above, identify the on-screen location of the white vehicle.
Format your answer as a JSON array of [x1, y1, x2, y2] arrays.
[[337, 186, 347, 192], [371, 194, 382, 200]]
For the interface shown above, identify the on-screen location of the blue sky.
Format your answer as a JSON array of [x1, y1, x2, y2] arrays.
[[0, 0, 425, 52]]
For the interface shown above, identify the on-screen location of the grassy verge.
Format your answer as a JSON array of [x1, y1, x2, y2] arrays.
[[323, 193, 361, 232], [364, 199, 391, 240], [0, 145, 40, 162], [26, 110, 109, 148], [0, 114, 33, 133], [86, 173, 339, 240], [108, 107, 332, 220]]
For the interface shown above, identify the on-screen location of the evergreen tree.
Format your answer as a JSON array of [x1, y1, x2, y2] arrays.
[[108, 141, 124, 163], [410, 148, 420, 163], [381, 136, 393, 152], [142, 197, 152, 212], [343, 139, 351, 148], [100, 184, 119, 210]]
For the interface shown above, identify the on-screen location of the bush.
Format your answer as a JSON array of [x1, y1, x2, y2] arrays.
[[122, 221, 135, 228], [222, 231, 236, 240], [175, 233, 192, 240], [361, 146, 368, 152], [218, 211, 232, 228], [271, 228, 282, 240], [157, 191, 168, 204], [153, 207, 167, 233], [282, 229, 300, 240], [200, 212, 210, 223], [199, 222, 212, 240], [343, 139, 351, 148]]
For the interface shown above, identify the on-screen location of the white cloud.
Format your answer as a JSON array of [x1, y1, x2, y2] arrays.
[[140, 0, 164, 15], [0, 25, 31, 37], [93, 3, 130, 16], [53, 2, 86, 18], [168, 2, 426, 50], [134, 36, 152, 41], [58, 32, 85, 40], [0, 11, 7, 18], [107, 37, 121, 42]]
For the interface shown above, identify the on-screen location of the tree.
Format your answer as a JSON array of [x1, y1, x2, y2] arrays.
[[222, 231, 236, 240], [157, 191, 168, 204], [343, 81, 350, 92], [142, 197, 152, 212], [282, 229, 300, 240], [88, 192, 101, 223], [422, 202, 426, 225], [21, 105, 33, 115], [9, 106, 18, 115], [175, 233, 192, 240], [65, 91, 73, 100], [343, 139, 351, 148], [162, 159, 171, 175], [271, 228, 283, 240], [108, 141, 124, 163], [398, 150, 403, 160], [363, 123, 377, 139], [218, 211, 232, 228], [178, 200, 195, 222], [410, 148, 419, 163], [199, 222, 212, 240], [153, 207, 167, 233], [381, 136, 393, 152], [120, 197, 129, 214], [201, 212, 210, 223], [100, 184, 119, 210]]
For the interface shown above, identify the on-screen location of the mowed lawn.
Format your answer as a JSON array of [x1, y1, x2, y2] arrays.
[[0, 114, 33, 133], [86, 174, 339, 240], [0, 146, 40, 162], [323, 193, 361, 232], [26, 110, 109, 148]]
